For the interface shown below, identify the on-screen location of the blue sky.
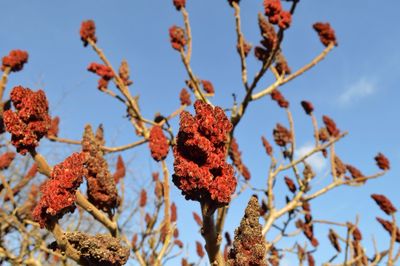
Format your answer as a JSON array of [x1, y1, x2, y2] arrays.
[[1, 0, 399, 265]]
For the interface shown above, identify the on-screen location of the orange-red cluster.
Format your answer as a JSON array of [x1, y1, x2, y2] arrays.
[[322, 115, 340, 138], [273, 123, 292, 147], [229, 138, 251, 180], [284, 176, 296, 193], [261, 136, 273, 156], [4, 86, 51, 155], [87, 62, 115, 90], [376, 217, 400, 242], [113, 155, 126, 183], [46, 116, 60, 138], [263, 0, 292, 29], [179, 88, 191, 106], [173, 100, 236, 205], [169, 26, 187, 51], [149, 126, 169, 161], [374, 152, 390, 170], [173, 0, 186, 10], [201, 80, 215, 94], [32, 152, 87, 228], [371, 194, 397, 215], [0, 151, 15, 170], [313, 22, 337, 47], [2, 50, 29, 72], [270, 89, 289, 108], [80, 20, 97, 47]]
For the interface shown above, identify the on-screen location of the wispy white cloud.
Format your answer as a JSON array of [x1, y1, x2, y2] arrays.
[[339, 77, 377, 105], [295, 142, 327, 173]]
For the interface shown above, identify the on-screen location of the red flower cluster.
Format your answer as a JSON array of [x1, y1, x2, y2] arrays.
[[273, 123, 292, 147], [346, 164, 364, 180], [139, 189, 147, 208], [322, 115, 340, 138], [328, 229, 341, 252], [284, 176, 296, 193], [375, 152, 390, 170], [301, 100, 314, 115], [0, 151, 16, 170], [82, 125, 119, 213], [172, 100, 236, 205], [270, 89, 289, 108], [46, 116, 60, 138], [376, 217, 400, 242], [229, 138, 251, 180], [80, 20, 97, 47], [313, 22, 337, 47], [32, 152, 87, 228], [173, 0, 186, 10], [87, 62, 115, 90], [3, 86, 51, 155], [113, 155, 126, 183], [261, 136, 273, 156], [1, 50, 29, 72], [201, 80, 215, 94], [263, 0, 292, 29], [228, 196, 267, 265], [371, 194, 397, 215], [169, 26, 187, 51], [149, 125, 169, 161], [179, 88, 191, 106]]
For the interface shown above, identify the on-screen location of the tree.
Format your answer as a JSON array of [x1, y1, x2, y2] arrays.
[[0, 0, 398, 265]]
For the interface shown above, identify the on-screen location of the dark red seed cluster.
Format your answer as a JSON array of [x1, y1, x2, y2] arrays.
[[112, 155, 126, 184], [2, 50, 29, 72], [227, 196, 267, 265], [313, 22, 337, 47], [346, 164, 364, 181], [371, 194, 397, 215], [179, 88, 191, 106], [82, 125, 119, 213], [149, 125, 169, 161], [261, 136, 273, 156], [87, 62, 115, 90], [322, 115, 340, 137], [273, 123, 292, 147], [229, 138, 251, 180], [32, 152, 87, 228], [376, 217, 400, 242], [173, 0, 186, 10], [284, 176, 296, 193], [255, 14, 278, 62], [172, 100, 236, 205], [374, 152, 390, 170], [0, 151, 16, 170], [328, 229, 341, 252], [201, 80, 215, 94], [301, 100, 314, 115], [169, 26, 187, 51], [196, 241, 205, 258], [263, 0, 292, 29], [275, 53, 291, 75], [271, 89, 289, 108], [193, 212, 203, 226], [3, 86, 51, 155], [80, 20, 97, 47]]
